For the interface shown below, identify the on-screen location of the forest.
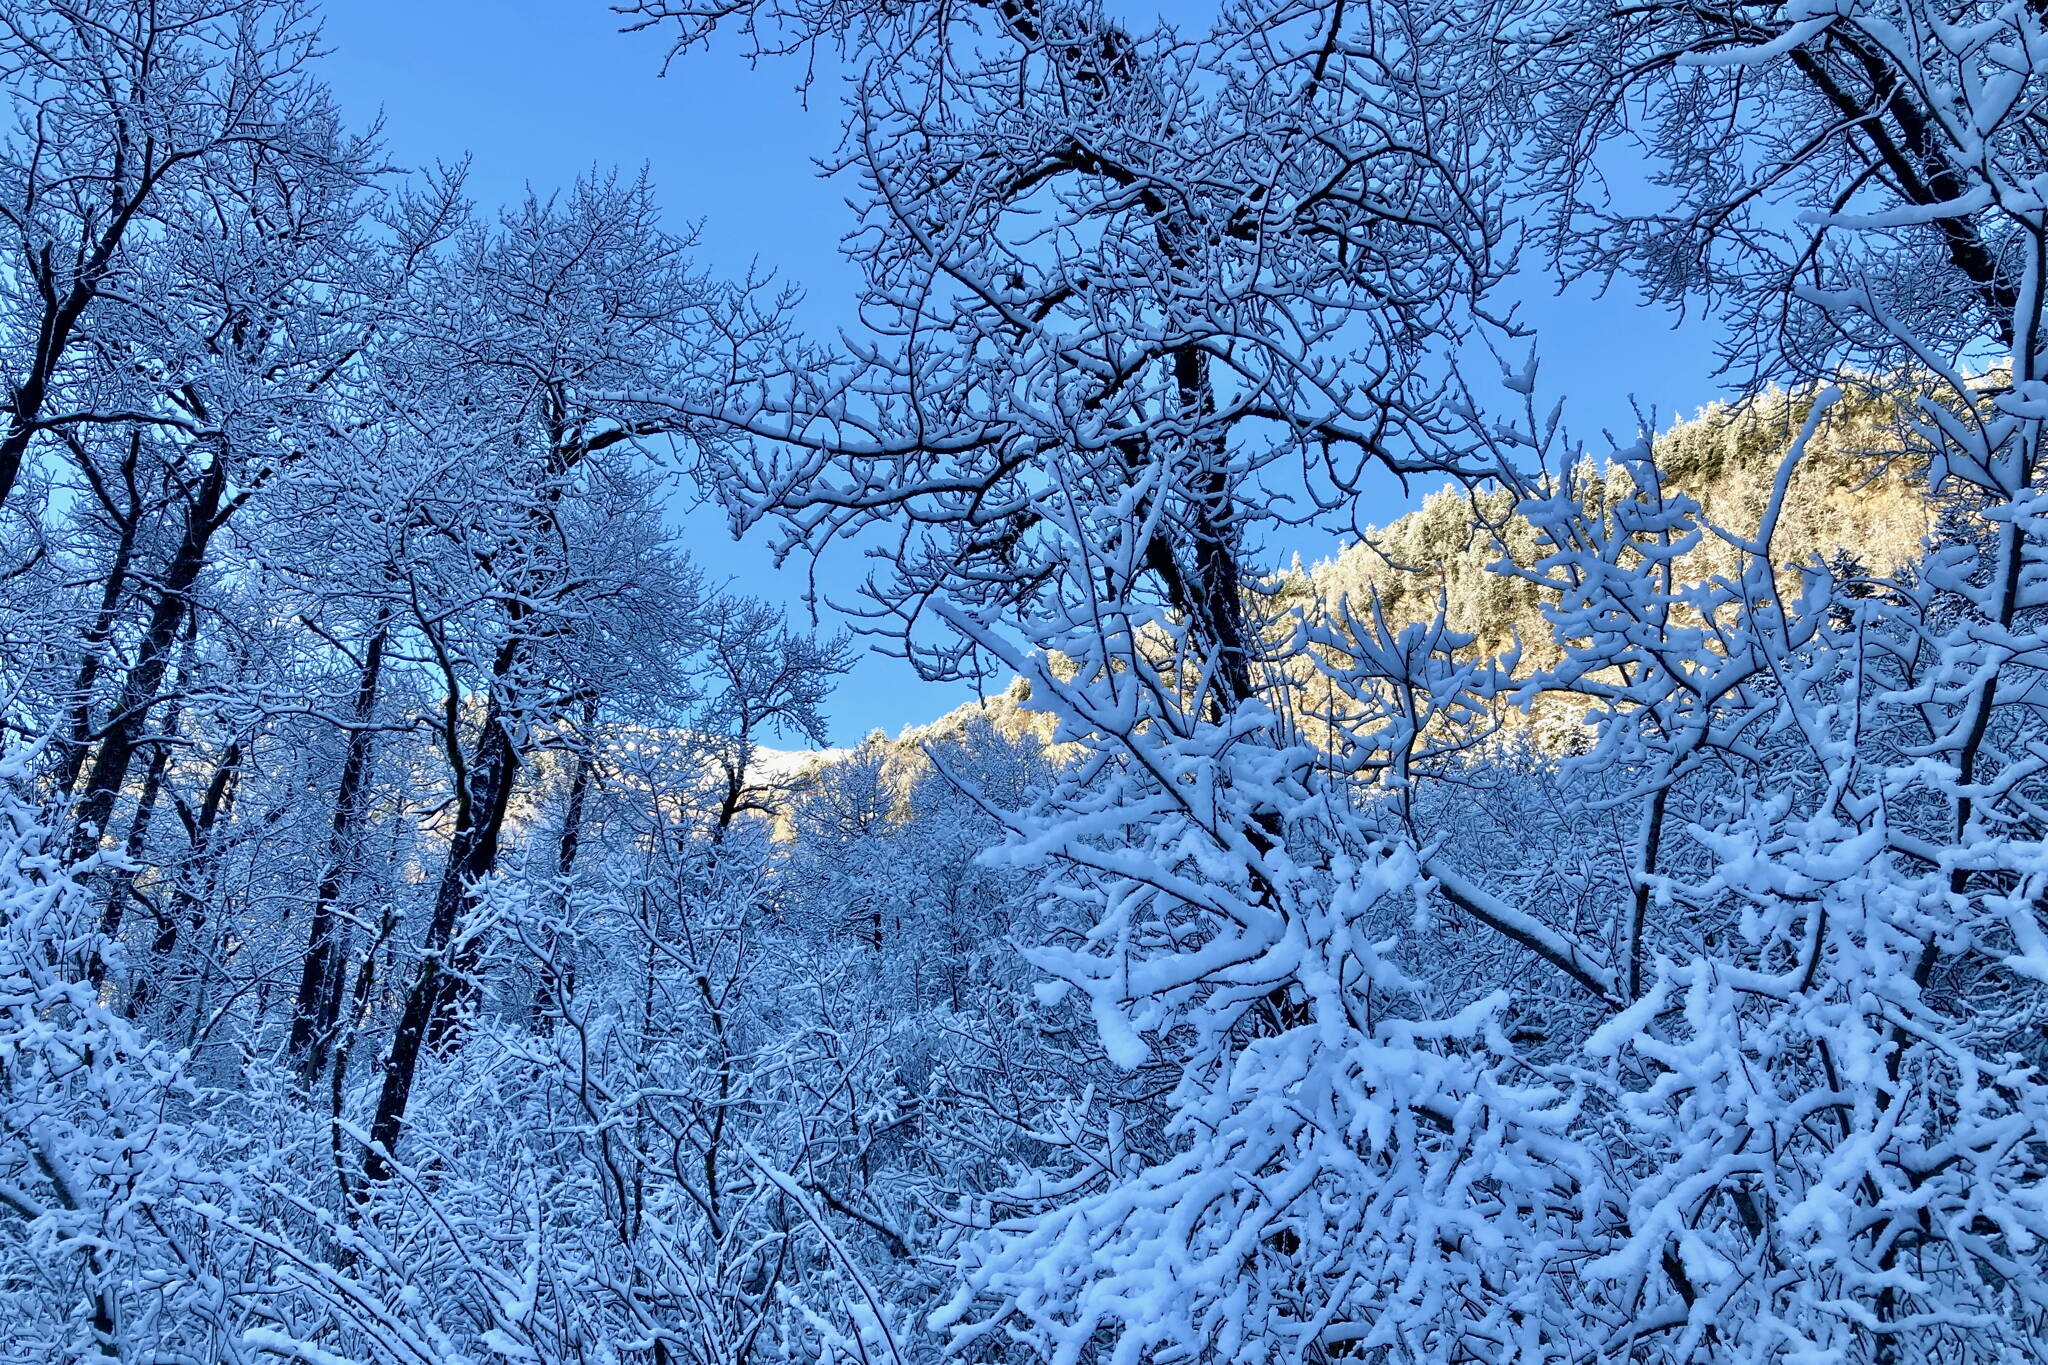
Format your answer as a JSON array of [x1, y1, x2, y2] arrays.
[[0, 0, 2044, 1362]]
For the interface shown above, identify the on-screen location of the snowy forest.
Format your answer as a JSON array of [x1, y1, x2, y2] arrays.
[[2, 0, 2046, 1361]]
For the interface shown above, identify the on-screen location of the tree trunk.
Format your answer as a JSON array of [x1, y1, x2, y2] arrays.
[[52, 471, 144, 799], [362, 698, 520, 1187], [141, 735, 245, 1027], [67, 449, 229, 872], [89, 622, 201, 987], [291, 617, 391, 1080], [534, 702, 597, 1027]]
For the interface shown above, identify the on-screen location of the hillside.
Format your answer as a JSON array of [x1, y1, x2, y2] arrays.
[[1301, 384, 1936, 666], [885, 384, 1946, 757]]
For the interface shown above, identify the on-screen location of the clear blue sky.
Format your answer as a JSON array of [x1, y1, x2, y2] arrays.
[[314, 0, 1727, 744]]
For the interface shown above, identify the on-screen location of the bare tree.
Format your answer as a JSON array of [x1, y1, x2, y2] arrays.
[[0, 0, 340, 509]]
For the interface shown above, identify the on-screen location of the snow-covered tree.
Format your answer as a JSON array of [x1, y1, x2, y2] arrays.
[[0, 0, 2041, 1361]]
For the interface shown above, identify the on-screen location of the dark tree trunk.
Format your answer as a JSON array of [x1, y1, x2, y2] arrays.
[[0, 168, 160, 510], [52, 458, 144, 799], [557, 698, 600, 877], [0, 288, 90, 509], [362, 427, 593, 1184], [291, 617, 391, 1080], [141, 736, 244, 1003], [426, 708, 522, 1046], [163, 740, 243, 933], [89, 619, 202, 986], [68, 450, 229, 873], [534, 703, 597, 1027], [363, 697, 521, 1187]]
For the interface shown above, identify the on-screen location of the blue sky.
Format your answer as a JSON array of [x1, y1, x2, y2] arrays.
[[315, 0, 1727, 743]]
